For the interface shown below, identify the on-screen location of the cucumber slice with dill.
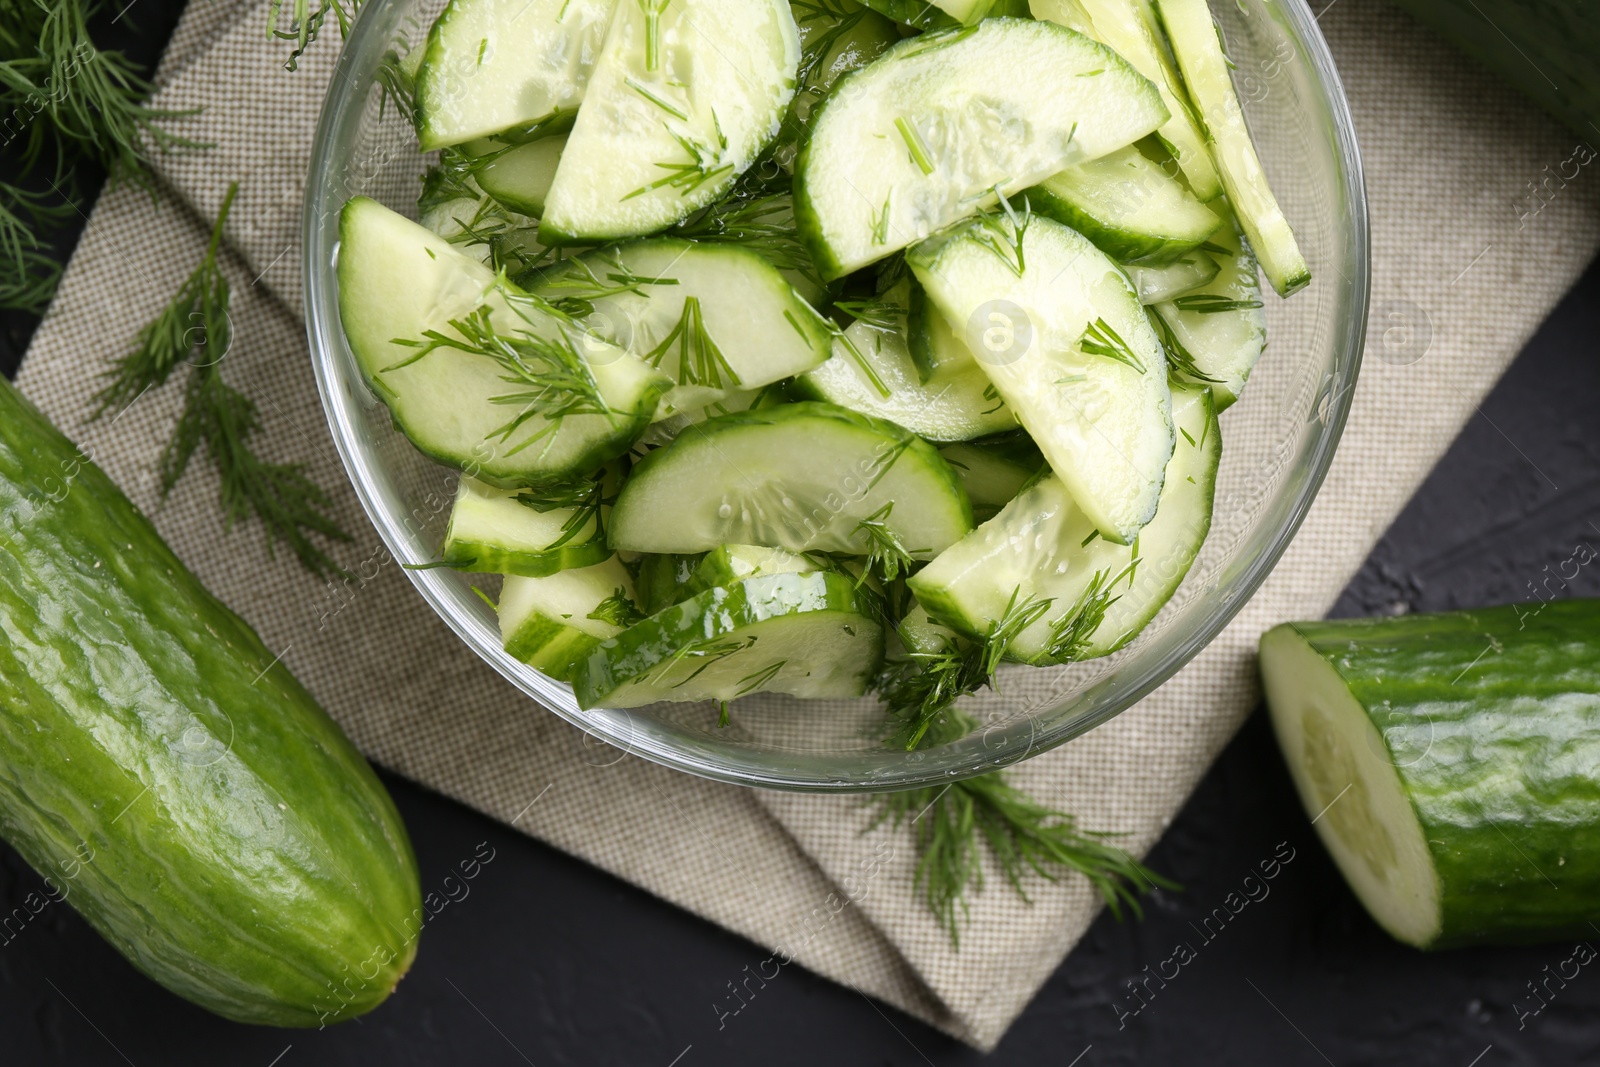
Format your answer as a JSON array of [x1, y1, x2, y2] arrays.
[[609, 401, 973, 556], [1150, 218, 1265, 409], [500, 555, 641, 680], [1122, 248, 1220, 304], [337, 198, 670, 487], [570, 570, 884, 708], [937, 442, 1038, 523], [538, 0, 801, 243], [794, 18, 1169, 279], [1155, 0, 1310, 296], [471, 134, 566, 218], [414, 0, 615, 150], [442, 474, 611, 576], [1028, 144, 1221, 264], [683, 543, 815, 597]]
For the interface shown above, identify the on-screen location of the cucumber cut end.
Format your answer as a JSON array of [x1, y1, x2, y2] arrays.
[[1261, 624, 1442, 948]]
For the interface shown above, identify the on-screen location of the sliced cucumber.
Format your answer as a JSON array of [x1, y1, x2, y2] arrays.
[[337, 198, 669, 487], [1028, 144, 1220, 263], [1156, 0, 1309, 296], [1151, 219, 1265, 410], [609, 401, 973, 556], [417, 158, 554, 275], [413, 0, 614, 150], [683, 543, 815, 597], [1122, 247, 1219, 304], [794, 18, 1169, 278], [781, 0, 901, 167], [938, 441, 1038, 522], [634, 383, 787, 448], [500, 555, 640, 680], [571, 571, 884, 708], [538, 0, 801, 243], [1033, 0, 1221, 201], [442, 474, 611, 575], [909, 212, 1173, 543], [909, 384, 1216, 662], [633, 551, 705, 614], [857, 0, 961, 30], [471, 134, 566, 217], [795, 315, 1018, 443], [528, 239, 828, 416]]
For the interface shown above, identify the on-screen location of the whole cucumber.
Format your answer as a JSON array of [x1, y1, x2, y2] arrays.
[[0, 380, 421, 1026], [1261, 600, 1600, 949]]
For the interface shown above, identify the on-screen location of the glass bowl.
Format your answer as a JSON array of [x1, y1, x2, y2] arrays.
[[304, 0, 1368, 792]]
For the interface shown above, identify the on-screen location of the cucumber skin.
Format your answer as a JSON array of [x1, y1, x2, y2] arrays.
[[0, 382, 422, 1025], [1276, 601, 1600, 948]]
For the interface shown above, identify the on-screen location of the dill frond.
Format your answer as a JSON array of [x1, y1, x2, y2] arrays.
[[266, 0, 364, 72]]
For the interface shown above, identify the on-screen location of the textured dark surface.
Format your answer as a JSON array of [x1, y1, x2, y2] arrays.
[[6, 5, 1600, 1064]]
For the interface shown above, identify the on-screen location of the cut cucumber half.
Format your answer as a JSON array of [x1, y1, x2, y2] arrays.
[[1028, 144, 1221, 263], [1156, 0, 1309, 296], [527, 238, 831, 416], [795, 316, 1018, 443], [500, 555, 640, 680], [609, 401, 973, 556], [337, 198, 670, 487], [413, 0, 615, 150], [1262, 601, 1600, 948], [472, 134, 566, 217], [1151, 220, 1265, 410], [1033, 0, 1221, 201], [442, 474, 611, 575], [909, 211, 1174, 544], [683, 543, 815, 597], [538, 0, 801, 243], [938, 441, 1038, 523], [909, 384, 1216, 662], [571, 570, 884, 708], [794, 18, 1169, 279], [1122, 247, 1219, 304]]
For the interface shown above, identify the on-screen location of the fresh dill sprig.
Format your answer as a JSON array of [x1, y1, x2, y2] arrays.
[[869, 773, 1176, 946], [537, 253, 677, 317], [0, 179, 68, 313], [969, 190, 1030, 277], [853, 502, 918, 585], [834, 299, 905, 332], [1145, 307, 1222, 386], [1041, 564, 1130, 663], [515, 472, 610, 550], [644, 295, 740, 390], [624, 118, 733, 202], [587, 587, 646, 628], [266, 0, 364, 71], [94, 183, 351, 579], [1078, 317, 1147, 374], [1171, 293, 1265, 314], [637, 0, 672, 72]]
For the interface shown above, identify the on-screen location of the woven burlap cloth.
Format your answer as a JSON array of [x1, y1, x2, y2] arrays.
[[16, 0, 1600, 1048]]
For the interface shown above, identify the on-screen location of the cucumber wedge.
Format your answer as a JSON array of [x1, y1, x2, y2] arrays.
[[609, 401, 973, 555], [909, 384, 1217, 662], [794, 18, 1169, 278], [781, 0, 901, 166], [683, 543, 814, 597], [414, 0, 615, 150], [571, 570, 884, 708], [1122, 247, 1219, 303], [337, 198, 670, 487], [1261, 601, 1600, 949], [1028, 144, 1221, 263], [1156, 0, 1310, 296], [938, 441, 1039, 522], [442, 474, 611, 576], [1032, 0, 1222, 201], [472, 134, 567, 217], [538, 0, 801, 243], [909, 211, 1173, 544], [795, 315, 1019, 443], [1151, 219, 1265, 410], [527, 238, 831, 415], [501, 555, 640, 679]]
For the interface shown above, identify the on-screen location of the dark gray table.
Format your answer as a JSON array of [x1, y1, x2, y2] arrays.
[[4, 5, 1599, 1063]]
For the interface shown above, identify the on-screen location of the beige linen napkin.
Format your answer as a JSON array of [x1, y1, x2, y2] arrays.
[[17, 0, 1600, 1049]]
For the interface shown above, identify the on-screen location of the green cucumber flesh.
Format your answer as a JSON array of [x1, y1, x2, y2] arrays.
[[609, 401, 973, 556], [909, 384, 1214, 662], [857, 0, 960, 30], [684, 543, 815, 597], [442, 474, 610, 576], [472, 134, 566, 217], [795, 315, 1019, 443], [937, 441, 1038, 522], [781, 0, 901, 167], [528, 238, 830, 415], [909, 212, 1174, 544], [1261, 600, 1600, 948], [1151, 218, 1265, 410], [538, 0, 801, 243], [337, 198, 670, 487], [1122, 247, 1219, 303], [571, 571, 884, 708], [414, 0, 614, 150], [632, 551, 705, 614], [0, 381, 420, 1026], [1028, 143, 1221, 263], [1156, 0, 1309, 296], [500, 555, 639, 680], [794, 18, 1169, 279]]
